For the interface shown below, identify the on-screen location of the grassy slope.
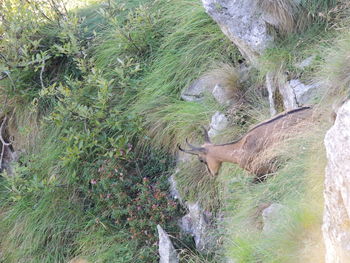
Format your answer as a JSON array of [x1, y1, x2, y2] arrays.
[[0, 0, 349, 263]]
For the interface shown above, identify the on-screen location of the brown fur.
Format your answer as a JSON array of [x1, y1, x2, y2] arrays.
[[180, 107, 313, 176]]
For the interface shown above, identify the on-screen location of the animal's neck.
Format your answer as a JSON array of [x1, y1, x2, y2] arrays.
[[210, 142, 246, 164]]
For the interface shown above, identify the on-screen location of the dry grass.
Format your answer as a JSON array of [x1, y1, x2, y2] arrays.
[[256, 0, 300, 33], [317, 31, 350, 98], [201, 63, 242, 101]]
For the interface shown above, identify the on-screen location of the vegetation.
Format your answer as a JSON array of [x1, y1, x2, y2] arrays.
[[0, 0, 350, 262]]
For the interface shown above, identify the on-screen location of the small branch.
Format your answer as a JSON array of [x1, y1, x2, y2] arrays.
[[0, 73, 8, 81], [0, 117, 11, 147], [23, 0, 53, 22]]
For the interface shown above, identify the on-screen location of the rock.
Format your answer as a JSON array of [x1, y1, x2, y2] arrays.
[[279, 79, 299, 110], [266, 72, 278, 116], [208, 112, 229, 138], [180, 202, 215, 252], [201, 0, 273, 64], [181, 80, 237, 105], [262, 203, 285, 234], [157, 225, 179, 263], [295, 56, 315, 69], [212, 84, 234, 105], [266, 71, 319, 113], [289, 79, 319, 105], [323, 100, 350, 263], [181, 78, 209, 102]]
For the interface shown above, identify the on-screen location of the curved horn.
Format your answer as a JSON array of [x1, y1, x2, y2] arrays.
[[178, 144, 199, 155], [185, 138, 203, 151], [201, 125, 211, 143]]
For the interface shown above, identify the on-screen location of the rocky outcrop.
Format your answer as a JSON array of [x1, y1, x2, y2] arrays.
[[208, 112, 229, 138], [157, 225, 179, 263], [323, 100, 350, 263], [180, 202, 215, 252], [201, 0, 273, 64], [266, 72, 319, 114]]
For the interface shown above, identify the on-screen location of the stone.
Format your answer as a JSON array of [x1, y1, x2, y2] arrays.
[[262, 203, 285, 234], [157, 225, 179, 263], [266, 72, 278, 116], [295, 56, 315, 69], [279, 80, 298, 111], [208, 111, 229, 138], [266, 71, 319, 113], [180, 202, 215, 252], [181, 78, 209, 102], [289, 79, 319, 106], [201, 0, 273, 64], [323, 100, 350, 263], [212, 84, 233, 105]]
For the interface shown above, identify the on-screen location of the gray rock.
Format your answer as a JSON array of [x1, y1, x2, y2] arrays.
[[180, 202, 215, 252], [295, 56, 315, 69], [208, 112, 229, 138], [201, 0, 273, 64], [289, 79, 319, 105], [212, 84, 234, 105], [279, 80, 299, 110], [266, 72, 319, 113], [157, 225, 179, 263], [181, 78, 209, 102], [262, 203, 285, 234], [266, 72, 278, 116], [323, 100, 350, 263]]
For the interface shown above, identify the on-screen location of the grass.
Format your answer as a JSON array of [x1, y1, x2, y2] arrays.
[[221, 118, 328, 263], [256, 0, 300, 33], [316, 31, 350, 98], [1, 0, 349, 262], [0, 188, 85, 263]]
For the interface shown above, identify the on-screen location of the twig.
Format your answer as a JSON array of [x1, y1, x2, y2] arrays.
[[23, 0, 53, 22]]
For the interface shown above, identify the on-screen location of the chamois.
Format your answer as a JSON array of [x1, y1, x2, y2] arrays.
[[179, 107, 313, 177]]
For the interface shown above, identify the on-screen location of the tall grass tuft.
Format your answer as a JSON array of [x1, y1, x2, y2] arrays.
[[256, 0, 300, 33], [317, 31, 350, 98]]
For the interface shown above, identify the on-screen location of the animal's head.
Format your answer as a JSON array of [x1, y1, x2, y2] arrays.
[[178, 127, 222, 176]]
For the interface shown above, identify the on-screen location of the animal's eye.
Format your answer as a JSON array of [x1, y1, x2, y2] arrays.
[[199, 159, 204, 163]]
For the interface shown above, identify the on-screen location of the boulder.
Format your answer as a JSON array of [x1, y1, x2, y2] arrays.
[[266, 71, 319, 113], [181, 78, 209, 102], [262, 203, 285, 234], [212, 84, 234, 105], [289, 79, 319, 105], [157, 225, 179, 263], [208, 111, 229, 138], [180, 202, 215, 252], [323, 100, 350, 263], [201, 0, 273, 64]]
